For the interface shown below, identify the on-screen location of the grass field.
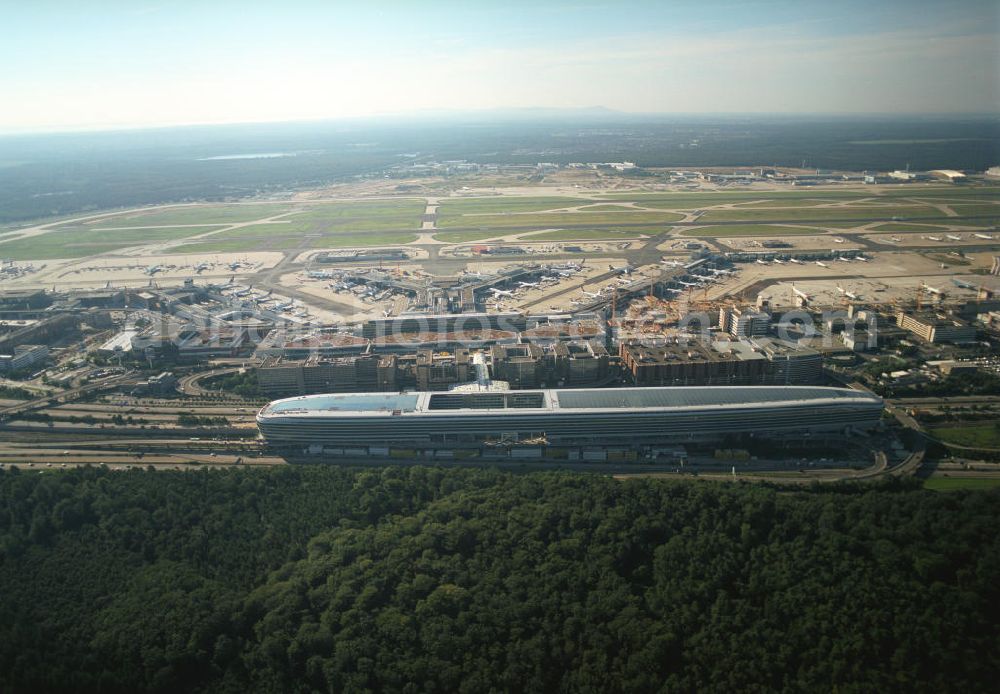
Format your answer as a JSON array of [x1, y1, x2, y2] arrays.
[[519, 229, 649, 241], [732, 198, 858, 208], [179, 232, 418, 253], [77, 205, 295, 228], [871, 223, 953, 232], [185, 200, 426, 243], [698, 205, 948, 223], [798, 222, 870, 228], [597, 187, 1000, 208], [432, 231, 506, 243], [176, 236, 313, 253], [0, 226, 221, 259], [948, 204, 1000, 219], [436, 210, 684, 229], [929, 424, 1000, 449], [680, 225, 820, 237], [597, 191, 869, 206], [923, 477, 1000, 491], [578, 203, 638, 211], [436, 197, 593, 215]]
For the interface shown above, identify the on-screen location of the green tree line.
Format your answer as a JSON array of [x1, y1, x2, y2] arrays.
[[0, 466, 997, 692]]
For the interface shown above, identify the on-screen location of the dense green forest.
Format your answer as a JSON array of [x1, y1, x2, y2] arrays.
[[0, 465, 997, 693]]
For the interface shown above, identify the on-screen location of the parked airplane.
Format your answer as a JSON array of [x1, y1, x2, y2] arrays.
[[756, 259, 769, 266], [307, 270, 336, 280], [927, 236, 943, 241], [677, 280, 699, 288], [772, 259, 785, 265], [788, 258, 803, 264], [489, 288, 516, 298], [662, 260, 685, 268], [144, 265, 162, 275], [609, 263, 634, 275], [815, 261, 829, 268], [518, 281, 540, 289], [946, 234, 962, 242], [833, 238, 845, 243], [974, 233, 993, 240]]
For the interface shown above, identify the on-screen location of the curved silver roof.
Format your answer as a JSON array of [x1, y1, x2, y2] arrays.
[[259, 386, 881, 419]]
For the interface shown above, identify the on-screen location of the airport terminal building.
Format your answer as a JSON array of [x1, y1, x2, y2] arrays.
[[257, 386, 883, 457]]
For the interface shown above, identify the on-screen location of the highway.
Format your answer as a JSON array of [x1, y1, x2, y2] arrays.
[[0, 373, 139, 418]]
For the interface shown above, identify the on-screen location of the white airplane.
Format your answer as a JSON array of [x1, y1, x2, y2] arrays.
[[922, 283, 943, 295], [609, 264, 634, 275], [815, 261, 829, 268], [707, 268, 732, 275], [836, 255, 852, 262], [791, 284, 810, 301], [581, 288, 605, 299], [974, 233, 993, 240], [891, 236, 903, 242], [854, 256, 868, 262], [788, 258, 803, 264], [664, 287, 683, 295], [307, 270, 335, 280], [756, 259, 769, 266], [234, 285, 254, 297], [677, 280, 699, 288], [662, 260, 685, 268], [144, 265, 162, 275], [489, 288, 516, 298], [518, 281, 540, 289], [946, 234, 962, 241], [927, 236, 943, 241], [228, 261, 242, 271], [272, 299, 294, 311], [194, 262, 210, 273], [772, 258, 785, 265], [833, 238, 845, 243], [382, 309, 391, 318]]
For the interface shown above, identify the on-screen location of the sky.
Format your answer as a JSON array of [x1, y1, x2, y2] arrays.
[[1, 0, 998, 133]]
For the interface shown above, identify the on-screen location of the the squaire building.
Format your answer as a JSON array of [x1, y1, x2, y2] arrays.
[[256, 386, 883, 452]]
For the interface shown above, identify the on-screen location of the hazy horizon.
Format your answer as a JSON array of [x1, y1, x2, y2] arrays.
[[3, 0, 997, 134]]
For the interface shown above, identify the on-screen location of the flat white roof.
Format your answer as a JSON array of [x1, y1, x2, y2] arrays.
[[98, 330, 138, 352], [260, 386, 882, 419]]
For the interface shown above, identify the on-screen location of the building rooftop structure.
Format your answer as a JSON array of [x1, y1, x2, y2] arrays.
[[260, 385, 876, 417]]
